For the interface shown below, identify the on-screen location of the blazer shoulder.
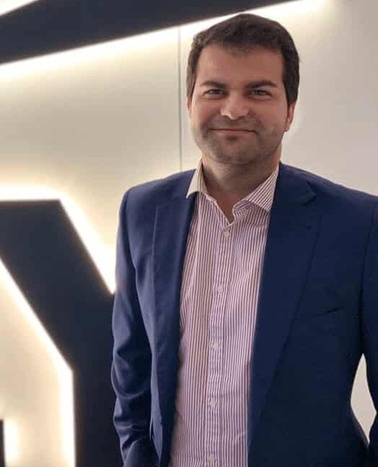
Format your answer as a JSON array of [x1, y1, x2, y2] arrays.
[[118, 169, 195, 222], [283, 164, 378, 211]]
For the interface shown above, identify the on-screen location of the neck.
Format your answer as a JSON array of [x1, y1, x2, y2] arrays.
[[201, 160, 278, 222]]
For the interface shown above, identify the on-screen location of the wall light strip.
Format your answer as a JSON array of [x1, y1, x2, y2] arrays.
[[0, 27, 176, 79], [179, 0, 327, 34], [0, 0, 40, 17], [3, 420, 18, 465], [251, 0, 328, 18]]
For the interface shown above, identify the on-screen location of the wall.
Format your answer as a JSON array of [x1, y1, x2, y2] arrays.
[[0, 0, 376, 464]]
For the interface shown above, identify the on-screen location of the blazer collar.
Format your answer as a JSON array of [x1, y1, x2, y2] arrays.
[[152, 174, 196, 463]]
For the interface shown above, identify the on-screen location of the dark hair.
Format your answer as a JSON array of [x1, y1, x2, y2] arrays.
[[186, 13, 300, 105]]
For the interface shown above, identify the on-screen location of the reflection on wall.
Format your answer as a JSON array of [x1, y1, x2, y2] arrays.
[[0, 0, 377, 465]]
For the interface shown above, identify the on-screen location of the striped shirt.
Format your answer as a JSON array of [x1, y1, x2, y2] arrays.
[[169, 163, 279, 467]]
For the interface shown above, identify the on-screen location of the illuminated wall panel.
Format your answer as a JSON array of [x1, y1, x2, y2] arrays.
[[0, 27, 181, 284]]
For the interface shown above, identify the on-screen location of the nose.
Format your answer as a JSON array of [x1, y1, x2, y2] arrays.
[[220, 94, 250, 120]]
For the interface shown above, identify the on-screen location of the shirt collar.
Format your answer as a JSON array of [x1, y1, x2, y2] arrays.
[[186, 161, 279, 212]]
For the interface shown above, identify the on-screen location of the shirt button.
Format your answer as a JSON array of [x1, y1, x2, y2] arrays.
[[208, 454, 216, 462], [209, 398, 217, 408], [212, 341, 219, 351], [223, 230, 230, 238], [217, 285, 224, 294]]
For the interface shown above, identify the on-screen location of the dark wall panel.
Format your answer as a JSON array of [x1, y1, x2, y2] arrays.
[[0, 201, 120, 467], [0, 420, 4, 467], [0, 0, 299, 64]]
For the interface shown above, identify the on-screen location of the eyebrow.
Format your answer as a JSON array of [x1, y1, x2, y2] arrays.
[[199, 79, 278, 89], [246, 80, 278, 89], [199, 80, 227, 88]]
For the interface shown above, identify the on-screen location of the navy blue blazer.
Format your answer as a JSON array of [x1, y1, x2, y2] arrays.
[[112, 163, 378, 467]]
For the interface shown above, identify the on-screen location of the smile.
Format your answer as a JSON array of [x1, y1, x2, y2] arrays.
[[211, 128, 255, 133]]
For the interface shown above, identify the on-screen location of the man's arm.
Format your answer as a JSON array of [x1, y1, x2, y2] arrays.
[[111, 192, 158, 467], [362, 202, 378, 466]]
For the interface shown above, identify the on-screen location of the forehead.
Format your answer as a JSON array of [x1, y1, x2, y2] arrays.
[[195, 44, 284, 86]]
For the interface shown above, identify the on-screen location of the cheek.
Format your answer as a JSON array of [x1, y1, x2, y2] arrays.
[[254, 111, 279, 129], [192, 106, 217, 127], [261, 106, 292, 130]]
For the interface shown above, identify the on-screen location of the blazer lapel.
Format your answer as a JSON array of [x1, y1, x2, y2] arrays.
[[248, 165, 320, 448], [152, 190, 196, 461]]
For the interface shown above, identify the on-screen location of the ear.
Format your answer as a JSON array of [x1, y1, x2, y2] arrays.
[[186, 97, 193, 119], [284, 101, 296, 132]]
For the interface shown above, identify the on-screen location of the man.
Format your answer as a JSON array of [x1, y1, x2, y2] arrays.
[[111, 13, 378, 467]]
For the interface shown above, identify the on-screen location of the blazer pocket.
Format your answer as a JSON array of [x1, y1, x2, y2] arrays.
[[293, 304, 345, 322], [294, 283, 350, 321]]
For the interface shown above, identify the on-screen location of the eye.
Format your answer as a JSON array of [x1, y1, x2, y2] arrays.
[[204, 88, 225, 98], [249, 89, 270, 98]]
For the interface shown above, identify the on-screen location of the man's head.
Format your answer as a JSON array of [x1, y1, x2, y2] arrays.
[[186, 14, 299, 174], [186, 13, 299, 106]]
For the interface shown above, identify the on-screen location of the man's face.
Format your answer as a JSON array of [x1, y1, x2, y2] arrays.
[[187, 44, 296, 170]]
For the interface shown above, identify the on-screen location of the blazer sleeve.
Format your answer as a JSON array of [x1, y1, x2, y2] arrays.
[[111, 191, 158, 467], [362, 202, 378, 466]]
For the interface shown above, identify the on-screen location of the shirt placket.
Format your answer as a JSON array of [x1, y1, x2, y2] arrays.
[[204, 221, 234, 466]]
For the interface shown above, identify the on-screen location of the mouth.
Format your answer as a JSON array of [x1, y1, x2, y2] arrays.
[[210, 128, 256, 136], [210, 128, 256, 133]]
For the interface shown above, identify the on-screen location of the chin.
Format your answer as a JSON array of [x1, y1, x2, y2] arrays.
[[211, 155, 257, 166]]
